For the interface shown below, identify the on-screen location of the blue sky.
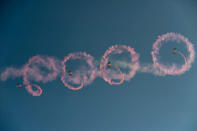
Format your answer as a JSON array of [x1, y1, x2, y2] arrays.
[[0, 0, 197, 131]]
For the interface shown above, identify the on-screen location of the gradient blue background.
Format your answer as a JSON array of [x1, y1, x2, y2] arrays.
[[0, 0, 197, 131]]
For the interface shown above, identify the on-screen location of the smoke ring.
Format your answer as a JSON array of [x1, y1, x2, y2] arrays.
[[23, 55, 59, 96], [61, 52, 96, 90], [100, 45, 140, 85], [151, 32, 195, 75]]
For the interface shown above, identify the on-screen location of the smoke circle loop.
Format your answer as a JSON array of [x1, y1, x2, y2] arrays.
[[61, 52, 96, 90], [151, 32, 195, 75], [23, 55, 59, 96], [100, 45, 140, 85]]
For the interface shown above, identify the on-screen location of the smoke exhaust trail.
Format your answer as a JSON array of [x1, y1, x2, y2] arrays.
[[0, 33, 195, 96]]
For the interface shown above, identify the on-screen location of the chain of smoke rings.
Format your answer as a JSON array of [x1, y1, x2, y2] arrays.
[[0, 32, 195, 96]]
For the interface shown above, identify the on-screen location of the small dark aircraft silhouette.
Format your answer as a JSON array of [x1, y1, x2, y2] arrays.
[[107, 61, 112, 68], [172, 48, 177, 54], [68, 70, 73, 76], [17, 84, 23, 88]]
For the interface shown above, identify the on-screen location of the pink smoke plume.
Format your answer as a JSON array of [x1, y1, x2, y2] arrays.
[[0, 33, 195, 96], [0, 67, 24, 81]]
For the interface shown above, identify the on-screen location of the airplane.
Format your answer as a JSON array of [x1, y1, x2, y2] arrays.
[[68, 70, 73, 76], [172, 48, 177, 54], [17, 84, 23, 88], [107, 61, 112, 68]]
